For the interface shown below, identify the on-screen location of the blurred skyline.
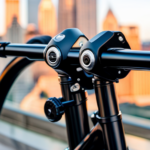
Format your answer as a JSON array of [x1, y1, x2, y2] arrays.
[[0, 0, 150, 41]]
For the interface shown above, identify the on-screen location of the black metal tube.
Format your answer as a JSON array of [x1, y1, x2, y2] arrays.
[[4, 44, 46, 60], [94, 80, 119, 117], [93, 79, 127, 150], [4, 44, 80, 63], [101, 49, 150, 70], [59, 76, 90, 150]]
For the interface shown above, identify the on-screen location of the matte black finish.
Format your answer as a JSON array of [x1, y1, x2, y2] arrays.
[[0, 57, 33, 113], [101, 49, 150, 70], [93, 79, 127, 150], [44, 97, 76, 122], [44, 97, 65, 122], [59, 76, 90, 150], [4, 44, 46, 60]]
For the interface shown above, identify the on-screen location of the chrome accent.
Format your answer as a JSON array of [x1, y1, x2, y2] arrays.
[[80, 50, 95, 70], [118, 36, 123, 42], [54, 34, 65, 42], [46, 47, 61, 68], [76, 67, 83, 72], [70, 83, 80, 92]]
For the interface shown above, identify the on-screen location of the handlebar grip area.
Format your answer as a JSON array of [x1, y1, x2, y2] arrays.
[[101, 49, 150, 70]]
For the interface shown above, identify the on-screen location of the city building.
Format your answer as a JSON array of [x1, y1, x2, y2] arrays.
[[6, 16, 24, 43], [76, 0, 97, 39], [58, 0, 97, 39], [28, 0, 41, 29], [58, 0, 76, 33], [102, 9, 119, 31], [38, 0, 57, 37], [5, 0, 20, 30]]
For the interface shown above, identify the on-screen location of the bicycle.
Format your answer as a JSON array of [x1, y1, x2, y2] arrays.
[[1, 28, 150, 150]]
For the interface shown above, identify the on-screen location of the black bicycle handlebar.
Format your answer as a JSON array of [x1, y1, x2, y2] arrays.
[[101, 49, 150, 70], [1, 44, 80, 63], [4, 44, 46, 60], [3, 44, 150, 71]]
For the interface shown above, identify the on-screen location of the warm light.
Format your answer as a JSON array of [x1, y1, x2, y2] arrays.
[[38, 0, 57, 37]]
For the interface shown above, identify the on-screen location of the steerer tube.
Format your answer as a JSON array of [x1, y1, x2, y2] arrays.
[[59, 76, 90, 150], [93, 79, 127, 150], [101, 49, 150, 70]]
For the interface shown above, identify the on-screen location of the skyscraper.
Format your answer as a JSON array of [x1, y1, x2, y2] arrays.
[[6, 16, 24, 43], [58, 0, 97, 39], [58, 0, 76, 33], [28, 0, 41, 28], [5, 0, 20, 29], [38, 0, 57, 37], [102, 9, 119, 31], [76, 0, 97, 39]]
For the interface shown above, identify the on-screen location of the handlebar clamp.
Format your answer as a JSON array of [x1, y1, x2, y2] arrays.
[[79, 31, 131, 82]]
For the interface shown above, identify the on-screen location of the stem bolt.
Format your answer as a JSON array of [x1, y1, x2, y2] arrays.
[[118, 36, 123, 42], [118, 70, 121, 74]]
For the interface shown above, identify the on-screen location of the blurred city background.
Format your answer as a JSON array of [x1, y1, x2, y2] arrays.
[[0, 0, 150, 150]]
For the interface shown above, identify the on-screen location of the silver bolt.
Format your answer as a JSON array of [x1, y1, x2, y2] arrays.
[[82, 88, 84, 90], [79, 41, 83, 47], [118, 36, 123, 42], [77, 78, 80, 81], [118, 70, 121, 74], [76, 67, 83, 72], [92, 78, 95, 83]]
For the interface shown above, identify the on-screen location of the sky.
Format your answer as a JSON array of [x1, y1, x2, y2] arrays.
[[0, 0, 150, 41]]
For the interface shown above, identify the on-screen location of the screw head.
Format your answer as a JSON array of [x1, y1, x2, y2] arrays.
[[92, 78, 95, 83], [77, 78, 80, 82], [76, 67, 82, 72], [118, 70, 121, 74], [118, 36, 123, 42], [79, 41, 83, 47]]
